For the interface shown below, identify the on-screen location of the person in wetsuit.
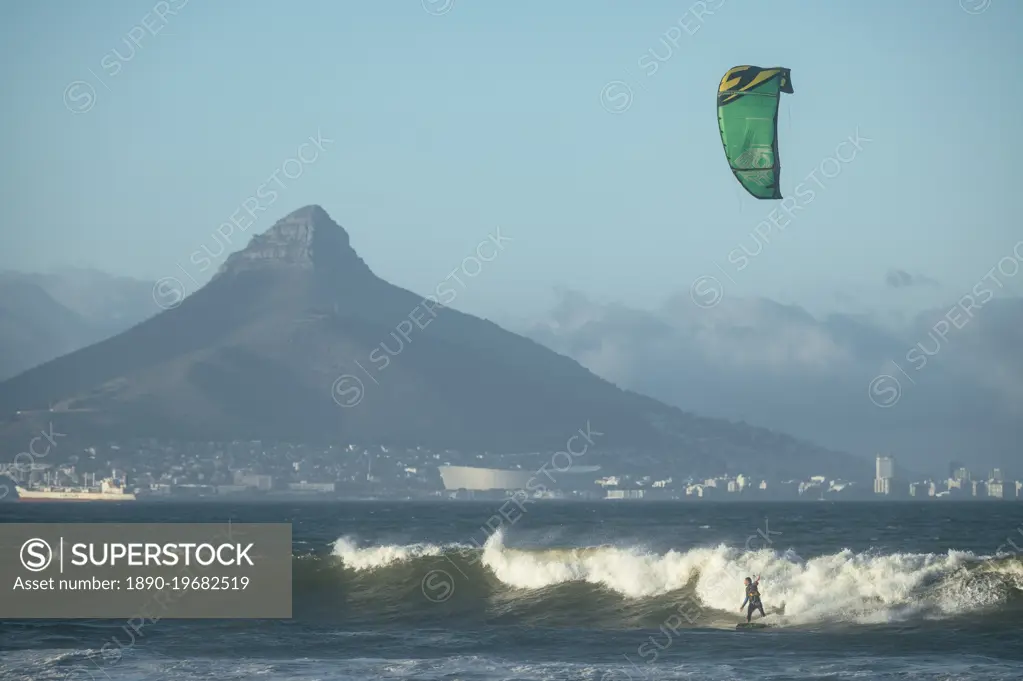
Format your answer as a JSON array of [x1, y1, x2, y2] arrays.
[[739, 575, 765, 622]]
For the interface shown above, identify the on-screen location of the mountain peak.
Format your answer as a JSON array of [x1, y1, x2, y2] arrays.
[[216, 205, 371, 278], [277, 204, 333, 227]]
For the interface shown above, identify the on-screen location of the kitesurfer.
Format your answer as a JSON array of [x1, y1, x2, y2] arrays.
[[739, 575, 765, 622]]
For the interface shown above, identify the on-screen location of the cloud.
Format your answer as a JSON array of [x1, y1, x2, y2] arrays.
[[885, 269, 939, 289], [516, 289, 1023, 477]]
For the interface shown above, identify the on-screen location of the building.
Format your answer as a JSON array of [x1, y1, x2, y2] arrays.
[[910, 481, 936, 497], [686, 484, 716, 498], [991, 468, 1003, 482], [874, 455, 898, 495], [606, 489, 645, 500], [874, 477, 895, 495], [287, 482, 336, 493], [437, 464, 602, 492], [234, 472, 273, 490]]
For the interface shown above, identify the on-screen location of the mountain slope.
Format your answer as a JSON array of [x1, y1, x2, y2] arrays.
[[0, 278, 97, 380], [0, 269, 155, 380], [0, 206, 861, 479], [17, 267, 156, 334]]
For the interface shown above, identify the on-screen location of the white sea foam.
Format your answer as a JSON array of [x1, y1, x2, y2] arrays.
[[329, 531, 1019, 625], [477, 530, 1012, 625], [331, 536, 453, 571]]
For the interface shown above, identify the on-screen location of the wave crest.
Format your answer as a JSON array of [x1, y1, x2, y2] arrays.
[[330, 531, 1023, 626]]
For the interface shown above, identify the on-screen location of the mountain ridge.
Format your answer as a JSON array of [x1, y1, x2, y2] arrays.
[[0, 206, 863, 480], [0, 268, 156, 380]]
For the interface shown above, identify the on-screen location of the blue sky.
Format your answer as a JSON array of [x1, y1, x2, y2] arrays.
[[1, 0, 1019, 320]]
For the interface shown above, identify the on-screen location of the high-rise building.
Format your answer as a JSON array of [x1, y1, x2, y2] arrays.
[[948, 461, 963, 479], [874, 455, 897, 496], [953, 466, 971, 482], [991, 468, 1003, 482]]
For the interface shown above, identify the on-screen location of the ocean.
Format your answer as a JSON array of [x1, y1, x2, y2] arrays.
[[2, 501, 1023, 680]]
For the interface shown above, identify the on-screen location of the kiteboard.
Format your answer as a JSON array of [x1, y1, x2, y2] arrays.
[[735, 622, 769, 630]]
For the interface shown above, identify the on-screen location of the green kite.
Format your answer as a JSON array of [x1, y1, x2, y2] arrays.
[[717, 65, 793, 200]]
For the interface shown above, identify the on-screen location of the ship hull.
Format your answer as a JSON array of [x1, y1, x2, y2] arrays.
[[15, 487, 136, 502], [17, 496, 136, 502]]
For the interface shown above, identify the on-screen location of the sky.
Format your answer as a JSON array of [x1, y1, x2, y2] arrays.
[[1, 0, 1020, 323]]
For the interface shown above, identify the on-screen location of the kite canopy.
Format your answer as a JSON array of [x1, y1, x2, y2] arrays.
[[717, 65, 793, 200]]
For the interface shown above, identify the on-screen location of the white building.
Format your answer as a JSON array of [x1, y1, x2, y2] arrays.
[[909, 481, 936, 497], [438, 465, 601, 491], [606, 489, 645, 500], [287, 482, 336, 493], [874, 456, 897, 495]]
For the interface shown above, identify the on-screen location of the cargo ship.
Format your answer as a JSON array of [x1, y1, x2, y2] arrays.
[[14, 476, 136, 502]]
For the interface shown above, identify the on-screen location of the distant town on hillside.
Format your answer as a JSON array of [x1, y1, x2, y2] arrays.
[[2, 438, 1019, 503]]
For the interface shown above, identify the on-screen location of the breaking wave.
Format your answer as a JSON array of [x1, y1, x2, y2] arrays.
[[323, 529, 1023, 628]]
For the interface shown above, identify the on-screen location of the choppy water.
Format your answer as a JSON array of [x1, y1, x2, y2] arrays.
[[3, 501, 1023, 680]]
